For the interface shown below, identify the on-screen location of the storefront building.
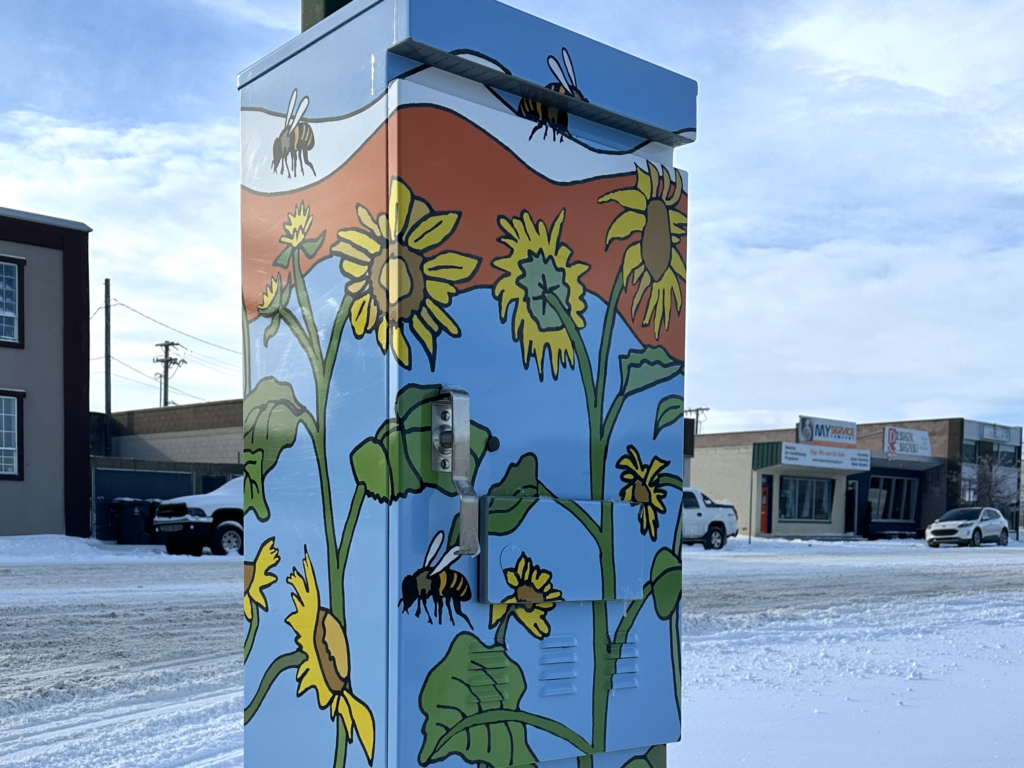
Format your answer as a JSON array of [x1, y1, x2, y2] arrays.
[[692, 417, 1021, 539]]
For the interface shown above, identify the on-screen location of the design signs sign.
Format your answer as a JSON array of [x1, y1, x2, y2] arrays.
[[798, 415, 858, 448], [884, 426, 932, 460], [782, 442, 870, 471]]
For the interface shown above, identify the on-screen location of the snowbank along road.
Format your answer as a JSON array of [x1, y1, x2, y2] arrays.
[[0, 538, 242, 768], [1, 536, 1021, 768]]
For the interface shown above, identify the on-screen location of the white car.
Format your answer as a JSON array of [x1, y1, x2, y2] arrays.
[[681, 487, 740, 550], [152, 477, 244, 556], [925, 507, 1010, 548]]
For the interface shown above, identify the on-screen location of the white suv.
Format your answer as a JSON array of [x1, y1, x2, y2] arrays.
[[925, 507, 1010, 548], [152, 477, 244, 556], [681, 487, 740, 550]]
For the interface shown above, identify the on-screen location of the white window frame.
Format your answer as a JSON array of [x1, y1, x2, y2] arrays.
[[0, 393, 20, 478], [0, 257, 21, 344], [779, 476, 834, 522]]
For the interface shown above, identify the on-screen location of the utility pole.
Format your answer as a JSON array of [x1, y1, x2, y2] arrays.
[[104, 279, 112, 455], [684, 406, 711, 434], [153, 341, 185, 408]]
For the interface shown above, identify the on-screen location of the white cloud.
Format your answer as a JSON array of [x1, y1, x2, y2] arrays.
[[178, 0, 296, 32], [0, 111, 243, 412], [771, 0, 1024, 96]]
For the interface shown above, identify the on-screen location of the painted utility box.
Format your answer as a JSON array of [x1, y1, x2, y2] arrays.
[[240, 2, 695, 767]]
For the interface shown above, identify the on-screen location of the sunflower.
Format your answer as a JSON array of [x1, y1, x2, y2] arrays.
[[492, 210, 588, 380], [243, 537, 280, 621], [256, 274, 291, 316], [286, 551, 375, 764], [332, 179, 479, 370], [280, 202, 314, 247], [617, 445, 670, 541], [488, 553, 562, 640], [599, 162, 687, 339]]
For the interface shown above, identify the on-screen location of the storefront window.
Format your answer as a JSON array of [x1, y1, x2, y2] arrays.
[[779, 477, 833, 522], [961, 440, 977, 464], [868, 476, 918, 521]]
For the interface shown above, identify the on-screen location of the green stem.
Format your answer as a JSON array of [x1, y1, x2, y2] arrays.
[[433, 710, 594, 757], [538, 481, 601, 540], [280, 308, 322, 380], [594, 271, 624, 418], [243, 610, 259, 664], [613, 583, 653, 644], [323, 295, 355, 381], [599, 502, 616, 598], [244, 650, 304, 725], [335, 483, 367, 627], [291, 249, 324, 368], [577, 758, 594, 768], [334, 720, 348, 768], [590, 600, 609, 754], [493, 611, 512, 647]]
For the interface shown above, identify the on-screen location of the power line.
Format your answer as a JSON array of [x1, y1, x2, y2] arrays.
[[91, 370, 207, 403], [113, 299, 242, 355]]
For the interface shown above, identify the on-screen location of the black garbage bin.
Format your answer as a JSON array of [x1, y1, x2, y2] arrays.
[[118, 499, 149, 545], [97, 499, 124, 542]]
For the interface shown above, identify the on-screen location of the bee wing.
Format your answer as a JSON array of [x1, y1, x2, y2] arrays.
[[430, 546, 461, 577], [561, 48, 578, 90], [284, 89, 298, 127], [423, 530, 445, 568], [547, 54, 572, 93], [291, 96, 310, 128]]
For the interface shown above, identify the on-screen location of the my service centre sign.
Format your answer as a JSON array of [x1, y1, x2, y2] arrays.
[[783, 442, 871, 471], [884, 426, 932, 459], [798, 416, 857, 448]]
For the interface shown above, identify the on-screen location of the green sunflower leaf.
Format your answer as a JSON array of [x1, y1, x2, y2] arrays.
[[351, 384, 494, 505], [300, 230, 327, 258], [262, 314, 281, 347], [649, 547, 682, 620], [418, 633, 537, 767], [621, 745, 667, 768], [484, 453, 543, 537], [273, 244, 294, 268], [243, 378, 312, 521], [653, 394, 686, 439], [619, 347, 683, 399]]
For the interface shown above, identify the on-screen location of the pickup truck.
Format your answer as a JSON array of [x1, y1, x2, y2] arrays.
[[152, 477, 244, 556], [681, 487, 739, 550]]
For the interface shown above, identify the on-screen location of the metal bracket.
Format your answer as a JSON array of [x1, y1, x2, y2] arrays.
[[431, 387, 480, 556]]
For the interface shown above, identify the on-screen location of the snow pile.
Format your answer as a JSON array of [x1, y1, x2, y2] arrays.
[[0, 534, 169, 565]]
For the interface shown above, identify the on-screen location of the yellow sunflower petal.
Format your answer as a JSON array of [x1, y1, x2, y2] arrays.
[[422, 251, 479, 282], [341, 258, 369, 279], [332, 240, 373, 263], [243, 595, 253, 621], [598, 188, 648, 211], [425, 299, 460, 336], [407, 212, 460, 252], [391, 325, 411, 368], [666, 169, 685, 206], [356, 204, 381, 237], [546, 589, 562, 601], [406, 197, 431, 233], [606, 211, 646, 245], [531, 570, 551, 590], [345, 690, 376, 764], [350, 295, 371, 337], [622, 242, 642, 280], [389, 179, 412, 241], [410, 313, 436, 357], [670, 209, 688, 228], [648, 161, 662, 198], [636, 165, 652, 198], [514, 607, 550, 639], [631, 271, 652, 318], [375, 320, 389, 354], [425, 280, 458, 306], [505, 569, 521, 588], [489, 601, 510, 627], [670, 249, 687, 280], [334, 229, 382, 257], [336, 690, 354, 736], [516, 554, 530, 580], [346, 279, 368, 297]]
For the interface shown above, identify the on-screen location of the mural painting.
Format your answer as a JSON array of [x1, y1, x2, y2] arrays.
[[242, 31, 688, 768]]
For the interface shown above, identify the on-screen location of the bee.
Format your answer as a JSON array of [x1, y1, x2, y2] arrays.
[[517, 47, 587, 142], [400, 531, 473, 629], [272, 88, 316, 178]]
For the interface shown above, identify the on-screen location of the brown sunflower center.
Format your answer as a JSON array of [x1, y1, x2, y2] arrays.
[[243, 562, 254, 596], [370, 244, 426, 325], [313, 607, 350, 694], [632, 479, 652, 505], [640, 198, 672, 281], [515, 584, 547, 609]]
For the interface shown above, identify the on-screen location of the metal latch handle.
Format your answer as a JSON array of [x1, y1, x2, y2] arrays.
[[432, 387, 480, 556]]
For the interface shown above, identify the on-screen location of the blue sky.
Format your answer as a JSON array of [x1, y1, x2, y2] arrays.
[[1, 0, 1021, 429]]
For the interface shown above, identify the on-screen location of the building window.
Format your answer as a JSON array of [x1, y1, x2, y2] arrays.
[[0, 392, 24, 479], [779, 476, 833, 522], [868, 476, 918, 521], [961, 439, 977, 464], [0, 257, 23, 345]]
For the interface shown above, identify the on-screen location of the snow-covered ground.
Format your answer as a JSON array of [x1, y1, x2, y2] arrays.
[[0, 536, 242, 768], [673, 537, 1024, 768], [1, 535, 1021, 768]]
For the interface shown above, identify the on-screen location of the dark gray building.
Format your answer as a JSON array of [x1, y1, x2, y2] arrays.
[[0, 207, 91, 537]]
